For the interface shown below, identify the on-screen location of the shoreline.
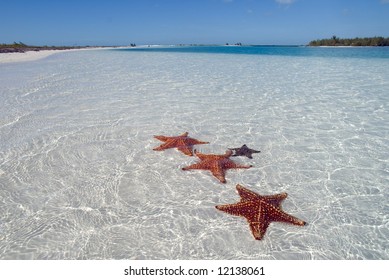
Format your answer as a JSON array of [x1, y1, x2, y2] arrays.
[[0, 47, 111, 64]]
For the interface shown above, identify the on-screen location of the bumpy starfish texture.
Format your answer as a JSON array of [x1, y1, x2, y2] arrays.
[[153, 132, 209, 156], [229, 144, 260, 159], [215, 184, 306, 240], [182, 150, 252, 183]]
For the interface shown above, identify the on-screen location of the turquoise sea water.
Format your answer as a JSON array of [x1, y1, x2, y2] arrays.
[[0, 46, 388, 259], [118, 45, 389, 59]]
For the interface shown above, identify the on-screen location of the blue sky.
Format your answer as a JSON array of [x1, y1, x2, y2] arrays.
[[1, 0, 389, 46]]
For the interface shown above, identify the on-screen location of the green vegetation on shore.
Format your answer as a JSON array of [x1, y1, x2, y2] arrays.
[[309, 36, 389, 47], [0, 42, 87, 53]]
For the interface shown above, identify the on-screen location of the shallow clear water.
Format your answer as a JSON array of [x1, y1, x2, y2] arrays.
[[0, 48, 388, 259]]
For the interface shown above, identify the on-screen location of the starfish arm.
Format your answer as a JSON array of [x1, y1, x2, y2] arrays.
[[194, 150, 232, 160], [236, 184, 261, 201], [154, 135, 169, 142], [224, 160, 252, 169], [249, 221, 270, 240], [152, 140, 176, 151], [261, 193, 288, 208], [177, 146, 194, 156], [153, 144, 168, 151], [215, 201, 253, 217], [236, 185, 288, 206], [189, 139, 209, 145], [267, 205, 306, 226], [194, 150, 209, 160], [210, 163, 227, 183], [176, 139, 207, 155], [182, 162, 206, 170], [276, 211, 306, 226]]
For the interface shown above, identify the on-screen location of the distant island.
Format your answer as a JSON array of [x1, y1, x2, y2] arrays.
[[0, 42, 91, 53], [309, 36, 389, 47]]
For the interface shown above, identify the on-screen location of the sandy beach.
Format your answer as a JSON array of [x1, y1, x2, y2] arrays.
[[0, 49, 77, 64], [0, 48, 105, 64]]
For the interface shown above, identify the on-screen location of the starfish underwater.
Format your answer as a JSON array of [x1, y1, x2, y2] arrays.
[[215, 184, 307, 240], [153, 132, 209, 156], [229, 144, 260, 159], [182, 150, 252, 183]]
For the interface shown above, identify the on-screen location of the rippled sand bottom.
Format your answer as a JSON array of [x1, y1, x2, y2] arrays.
[[0, 50, 388, 259]]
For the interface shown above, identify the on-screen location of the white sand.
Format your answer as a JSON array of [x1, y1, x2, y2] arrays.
[[0, 49, 74, 64], [0, 48, 103, 64]]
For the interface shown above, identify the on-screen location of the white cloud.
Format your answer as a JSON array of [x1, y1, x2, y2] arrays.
[[275, 0, 295, 4]]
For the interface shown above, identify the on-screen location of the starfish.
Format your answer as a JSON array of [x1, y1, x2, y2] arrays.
[[182, 150, 252, 183], [229, 144, 260, 159], [153, 132, 209, 156], [215, 184, 307, 240]]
